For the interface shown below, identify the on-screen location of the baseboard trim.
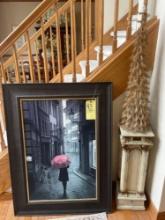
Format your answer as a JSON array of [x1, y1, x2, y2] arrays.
[[157, 212, 165, 220], [148, 201, 158, 220], [147, 200, 165, 220]]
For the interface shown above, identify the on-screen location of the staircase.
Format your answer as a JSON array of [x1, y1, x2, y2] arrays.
[[0, 0, 159, 193]]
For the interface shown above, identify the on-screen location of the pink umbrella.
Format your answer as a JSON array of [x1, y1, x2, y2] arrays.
[[51, 154, 71, 168]]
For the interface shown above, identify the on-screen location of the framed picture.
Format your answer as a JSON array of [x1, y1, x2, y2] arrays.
[[3, 83, 112, 215]]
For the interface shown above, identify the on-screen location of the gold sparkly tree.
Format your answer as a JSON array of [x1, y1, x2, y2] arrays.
[[120, 15, 150, 132]]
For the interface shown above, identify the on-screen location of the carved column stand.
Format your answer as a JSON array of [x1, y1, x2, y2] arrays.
[[117, 126, 154, 210]]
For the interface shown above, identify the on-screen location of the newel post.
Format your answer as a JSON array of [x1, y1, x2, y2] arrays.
[[117, 127, 154, 210]]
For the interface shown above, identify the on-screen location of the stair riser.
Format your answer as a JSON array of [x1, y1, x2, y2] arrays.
[[79, 61, 98, 77], [64, 74, 85, 83]]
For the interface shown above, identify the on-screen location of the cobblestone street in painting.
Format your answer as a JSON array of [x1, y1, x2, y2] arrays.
[[30, 152, 96, 201]]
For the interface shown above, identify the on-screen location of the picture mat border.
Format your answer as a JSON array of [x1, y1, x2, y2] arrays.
[[19, 97, 98, 203]]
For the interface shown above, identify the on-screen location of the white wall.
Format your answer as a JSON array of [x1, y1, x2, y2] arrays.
[[146, 0, 165, 212], [0, 2, 39, 42], [159, 178, 165, 211], [104, 0, 128, 33], [104, 0, 138, 33]]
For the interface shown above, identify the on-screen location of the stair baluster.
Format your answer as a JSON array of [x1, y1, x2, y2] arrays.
[[50, 26, 56, 78], [126, 0, 133, 40], [34, 41, 42, 83], [85, 0, 90, 77], [6, 69, 10, 83], [13, 45, 21, 83], [70, 0, 77, 82], [25, 31, 36, 83], [21, 56, 27, 83], [0, 60, 6, 84], [65, 12, 70, 64], [113, 0, 119, 53], [81, 0, 85, 50], [40, 19, 49, 83], [56, 12, 63, 83], [98, 0, 104, 65]]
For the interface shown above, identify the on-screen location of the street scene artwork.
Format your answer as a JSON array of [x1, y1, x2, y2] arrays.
[[20, 98, 97, 202]]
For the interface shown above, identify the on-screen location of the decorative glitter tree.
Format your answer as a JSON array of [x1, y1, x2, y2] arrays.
[[120, 15, 150, 132]]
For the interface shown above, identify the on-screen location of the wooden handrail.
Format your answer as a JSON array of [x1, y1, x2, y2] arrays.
[[0, 0, 60, 57], [2, 0, 70, 70], [1, 0, 72, 84]]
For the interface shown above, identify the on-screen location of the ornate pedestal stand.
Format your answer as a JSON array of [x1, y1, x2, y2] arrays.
[[117, 126, 154, 210]]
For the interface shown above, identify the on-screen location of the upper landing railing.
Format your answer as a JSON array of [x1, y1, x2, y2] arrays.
[[0, 0, 149, 85]]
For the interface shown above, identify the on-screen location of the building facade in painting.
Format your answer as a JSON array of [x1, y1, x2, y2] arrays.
[[22, 100, 63, 190], [64, 100, 96, 177]]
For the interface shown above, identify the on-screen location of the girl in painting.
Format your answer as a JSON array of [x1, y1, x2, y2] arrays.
[[58, 166, 69, 196]]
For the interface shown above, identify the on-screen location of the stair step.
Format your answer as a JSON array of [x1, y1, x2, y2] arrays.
[[110, 22, 139, 48], [95, 23, 139, 59], [110, 31, 126, 47], [64, 73, 85, 82], [110, 18, 140, 37], [117, 37, 127, 47], [111, 30, 127, 38], [95, 45, 113, 61], [79, 60, 99, 76], [132, 21, 141, 32], [110, 27, 137, 38], [132, 14, 150, 22], [131, 14, 138, 21]]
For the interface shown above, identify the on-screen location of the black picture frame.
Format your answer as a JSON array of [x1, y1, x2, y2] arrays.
[[3, 83, 112, 216]]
